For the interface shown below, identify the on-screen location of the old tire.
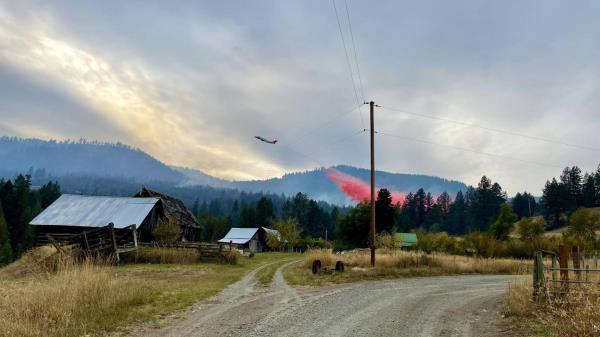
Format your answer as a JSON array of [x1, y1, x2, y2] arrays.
[[312, 259, 322, 274], [335, 261, 345, 272]]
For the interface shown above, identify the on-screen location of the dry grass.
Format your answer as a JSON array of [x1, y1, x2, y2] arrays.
[[0, 249, 294, 337], [503, 281, 600, 337], [304, 249, 531, 274], [0, 258, 152, 337], [285, 249, 531, 286], [125, 247, 201, 264]]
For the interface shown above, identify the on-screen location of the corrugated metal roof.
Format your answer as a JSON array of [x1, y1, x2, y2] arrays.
[[218, 228, 259, 244], [30, 194, 160, 229], [394, 233, 418, 247]]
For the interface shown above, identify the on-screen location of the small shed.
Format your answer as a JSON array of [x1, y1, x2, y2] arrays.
[[218, 227, 272, 252], [394, 233, 418, 249]]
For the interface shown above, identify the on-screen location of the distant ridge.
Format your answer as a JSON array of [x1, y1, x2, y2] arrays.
[[0, 136, 467, 205], [0, 137, 184, 182]]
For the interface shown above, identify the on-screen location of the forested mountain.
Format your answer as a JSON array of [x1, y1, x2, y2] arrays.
[[178, 165, 467, 205], [1, 137, 467, 205], [0, 137, 184, 183]]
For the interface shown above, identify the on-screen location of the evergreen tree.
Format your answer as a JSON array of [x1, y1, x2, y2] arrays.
[[582, 173, 597, 208], [336, 202, 370, 247], [375, 189, 395, 233], [541, 178, 570, 229], [490, 203, 517, 240], [256, 197, 275, 227], [0, 201, 12, 265], [38, 181, 61, 208], [512, 192, 536, 219], [239, 205, 257, 228], [468, 176, 506, 231], [447, 191, 467, 235], [436, 192, 451, 214]]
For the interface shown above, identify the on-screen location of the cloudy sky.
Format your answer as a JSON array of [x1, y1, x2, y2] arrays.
[[0, 1, 598, 194]]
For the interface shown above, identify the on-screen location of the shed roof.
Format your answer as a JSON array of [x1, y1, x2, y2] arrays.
[[30, 194, 159, 229], [394, 233, 418, 247], [218, 228, 259, 244]]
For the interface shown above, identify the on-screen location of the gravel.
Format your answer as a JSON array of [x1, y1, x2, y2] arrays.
[[130, 265, 517, 337]]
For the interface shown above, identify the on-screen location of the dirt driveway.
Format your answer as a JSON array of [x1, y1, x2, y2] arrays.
[[130, 263, 517, 337]]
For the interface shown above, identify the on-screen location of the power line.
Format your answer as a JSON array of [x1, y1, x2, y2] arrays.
[[331, 0, 365, 129], [376, 130, 565, 169], [344, 0, 365, 102], [379, 105, 600, 152]]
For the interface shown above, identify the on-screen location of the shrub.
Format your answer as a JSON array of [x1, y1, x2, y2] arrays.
[[375, 233, 396, 249], [152, 217, 182, 243]]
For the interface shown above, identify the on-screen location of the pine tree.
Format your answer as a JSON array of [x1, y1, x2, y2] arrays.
[[0, 201, 13, 265], [375, 189, 395, 233], [582, 174, 597, 208]]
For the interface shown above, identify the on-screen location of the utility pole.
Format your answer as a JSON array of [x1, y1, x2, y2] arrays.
[[369, 101, 376, 267]]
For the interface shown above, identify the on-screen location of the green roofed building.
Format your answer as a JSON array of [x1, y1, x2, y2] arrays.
[[394, 233, 418, 249]]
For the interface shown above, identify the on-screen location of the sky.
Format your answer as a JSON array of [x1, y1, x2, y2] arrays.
[[0, 0, 598, 195]]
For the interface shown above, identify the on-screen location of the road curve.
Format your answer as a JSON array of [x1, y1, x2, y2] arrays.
[[250, 275, 514, 337], [130, 267, 516, 337]]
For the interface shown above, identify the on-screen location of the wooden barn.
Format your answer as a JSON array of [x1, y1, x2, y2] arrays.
[[30, 188, 201, 245]]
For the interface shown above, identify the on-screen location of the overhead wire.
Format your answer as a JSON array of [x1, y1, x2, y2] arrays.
[[331, 0, 365, 129], [379, 105, 600, 152], [344, 0, 365, 102]]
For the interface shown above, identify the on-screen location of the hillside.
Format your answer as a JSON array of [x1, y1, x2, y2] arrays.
[[0, 137, 467, 205], [0, 137, 184, 183], [177, 165, 467, 205]]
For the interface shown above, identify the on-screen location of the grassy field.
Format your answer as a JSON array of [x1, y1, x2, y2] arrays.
[[284, 249, 532, 287], [0, 248, 295, 337]]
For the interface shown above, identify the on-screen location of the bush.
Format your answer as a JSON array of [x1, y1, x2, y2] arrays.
[[375, 233, 396, 249], [152, 217, 182, 243], [416, 232, 462, 255]]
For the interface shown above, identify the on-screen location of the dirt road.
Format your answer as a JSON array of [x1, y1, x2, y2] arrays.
[[132, 264, 516, 337]]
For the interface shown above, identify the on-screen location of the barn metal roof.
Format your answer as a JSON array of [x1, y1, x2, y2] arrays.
[[218, 228, 259, 244], [30, 194, 160, 229]]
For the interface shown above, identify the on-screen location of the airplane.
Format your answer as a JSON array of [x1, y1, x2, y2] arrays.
[[254, 136, 277, 144]]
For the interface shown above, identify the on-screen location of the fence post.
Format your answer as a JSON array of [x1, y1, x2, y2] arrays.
[[552, 255, 558, 284], [559, 245, 569, 281], [572, 246, 581, 280], [533, 252, 545, 303], [108, 223, 120, 263]]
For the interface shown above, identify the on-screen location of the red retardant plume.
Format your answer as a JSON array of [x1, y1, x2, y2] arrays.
[[326, 168, 406, 205]]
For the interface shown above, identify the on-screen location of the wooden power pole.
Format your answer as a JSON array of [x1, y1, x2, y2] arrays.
[[369, 101, 376, 267]]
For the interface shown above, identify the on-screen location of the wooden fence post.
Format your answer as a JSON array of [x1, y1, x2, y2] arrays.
[[552, 255, 558, 284], [82, 230, 90, 251], [533, 252, 545, 303], [559, 245, 569, 281], [572, 246, 581, 280], [108, 223, 119, 263]]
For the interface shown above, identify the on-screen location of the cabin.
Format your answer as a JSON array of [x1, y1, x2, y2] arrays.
[[30, 189, 201, 245], [218, 227, 278, 252], [394, 232, 418, 249]]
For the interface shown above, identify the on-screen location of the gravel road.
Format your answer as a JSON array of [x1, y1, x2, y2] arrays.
[[131, 264, 516, 337]]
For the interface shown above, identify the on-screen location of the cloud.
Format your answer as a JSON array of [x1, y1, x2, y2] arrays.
[[0, 0, 598, 194]]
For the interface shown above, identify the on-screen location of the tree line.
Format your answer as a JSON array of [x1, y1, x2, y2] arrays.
[[0, 175, 61, 265]]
